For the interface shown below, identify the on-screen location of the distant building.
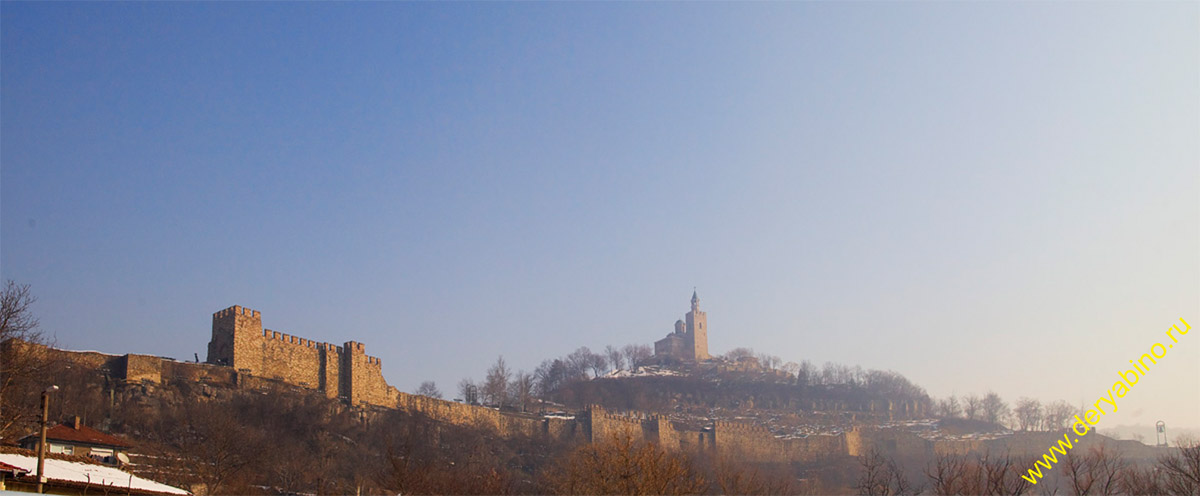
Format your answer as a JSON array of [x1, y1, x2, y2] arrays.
[[653, 291, 711, 362], [18, 417, 132, 466]]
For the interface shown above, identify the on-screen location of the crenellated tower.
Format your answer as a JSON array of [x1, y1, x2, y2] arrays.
[[207, 305, 263, 371]]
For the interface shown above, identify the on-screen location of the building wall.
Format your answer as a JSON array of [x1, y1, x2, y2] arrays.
[[654, 334, 687, 359]]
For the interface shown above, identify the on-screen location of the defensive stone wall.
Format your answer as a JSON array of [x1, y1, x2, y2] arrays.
[[394, 391, 585, 442], [259, 329, 322, 389], [120, 354, 163, 383], [7, 302, 1168, 468], [588, 405, 653, 443], [206, 306, 393, 406], [846, 426, 932, 458]]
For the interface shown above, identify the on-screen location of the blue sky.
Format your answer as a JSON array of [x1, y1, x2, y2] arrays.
[[3, 3, 1197, 430]]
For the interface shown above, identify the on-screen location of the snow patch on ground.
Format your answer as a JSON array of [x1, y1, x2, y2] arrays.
[[604, 366, 681, 378]]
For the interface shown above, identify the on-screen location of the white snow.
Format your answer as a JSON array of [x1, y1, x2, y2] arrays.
[[0, 453, 188, 495], [59, 349, 119, 357], [604, 366, 680, 378]]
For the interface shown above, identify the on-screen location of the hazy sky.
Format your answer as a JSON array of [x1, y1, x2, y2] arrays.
[[3, 3, 1197, 431]]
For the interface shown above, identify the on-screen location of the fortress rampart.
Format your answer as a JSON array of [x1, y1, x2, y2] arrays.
[[9, 304, 1169, 466]]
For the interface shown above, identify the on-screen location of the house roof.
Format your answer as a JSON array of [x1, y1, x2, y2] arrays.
[[20, 423, 133, 449], [0, 451, 187, 495], [0, 460, 28, 474]]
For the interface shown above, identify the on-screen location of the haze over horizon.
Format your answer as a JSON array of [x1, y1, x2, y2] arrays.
[[2, 3, 1197, 431]]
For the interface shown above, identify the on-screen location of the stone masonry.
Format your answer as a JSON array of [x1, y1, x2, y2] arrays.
[[205, 305, 398, 406]]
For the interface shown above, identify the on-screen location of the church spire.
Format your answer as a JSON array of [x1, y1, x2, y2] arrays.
[[691, 289, 699, 311]]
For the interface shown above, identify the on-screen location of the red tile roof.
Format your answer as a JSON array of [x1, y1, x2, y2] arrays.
[[22, 424, 133, 449]]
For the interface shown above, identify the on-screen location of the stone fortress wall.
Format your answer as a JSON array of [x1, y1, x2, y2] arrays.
[[17, 304, 1168, 466], [205, 305, 399, 405]]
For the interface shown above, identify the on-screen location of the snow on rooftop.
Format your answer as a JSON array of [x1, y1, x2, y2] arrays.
[[0, 453, 188, 495]]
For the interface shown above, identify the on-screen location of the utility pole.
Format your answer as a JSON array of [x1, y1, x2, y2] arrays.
[[36, 385, 58, 494]]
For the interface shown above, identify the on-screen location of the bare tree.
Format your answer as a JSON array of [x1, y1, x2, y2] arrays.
[[457, 378, 478, 405], [565, 347, 593, 378], [1044, 400, 1077, 431], [415, 381, 442, 399], [756, 352, 782, 371], [0, 281, 40, 344], [604, 345, 625, 372], [510, 370, 534, 412], [797, 360, 816, 386], [0, 281, 50, 439], [1062, 443, 1127, 495], [1014, 397, 1043, 431], [483, 356, 511, 407], [935, 395, 962, 419], [979, 451, 1032, 495], [1091, 444, 1129, 495], [982, 391, 1010, 425], [963, 394, 982, 421], [1119, 465, 1165, 495], [926, 451, 1031, 495], [1063, 447, 1095, 495], [856, 447, 918, 496], [709, 455, 795, 495], [620, 344, 652, 368], [925, 453, 968, 495], [587, 353, 607, 378], [1157, 436, 1200, 495], [550, 431, 707, 495], [564, 347, 607, 379], [723, 347, 756, 361], [533, 359, 570, 397], [780, 361, 800, 379], [157, 398, 266, 495]]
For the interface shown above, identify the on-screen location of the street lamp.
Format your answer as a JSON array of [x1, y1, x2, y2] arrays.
[[36, 385, 58, 494]]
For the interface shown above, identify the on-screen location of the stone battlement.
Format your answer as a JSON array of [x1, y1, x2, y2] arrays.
[[257, 329, 382, 365], [214, 305, 260, 319]]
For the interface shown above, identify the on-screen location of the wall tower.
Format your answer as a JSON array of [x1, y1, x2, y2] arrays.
[[207, 305, 264, 371]]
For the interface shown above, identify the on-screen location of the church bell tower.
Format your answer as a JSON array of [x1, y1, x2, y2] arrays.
[[685, 290, 710, 360]]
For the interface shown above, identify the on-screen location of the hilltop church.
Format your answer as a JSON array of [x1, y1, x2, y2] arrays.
[[652, 291, 711, 362]]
